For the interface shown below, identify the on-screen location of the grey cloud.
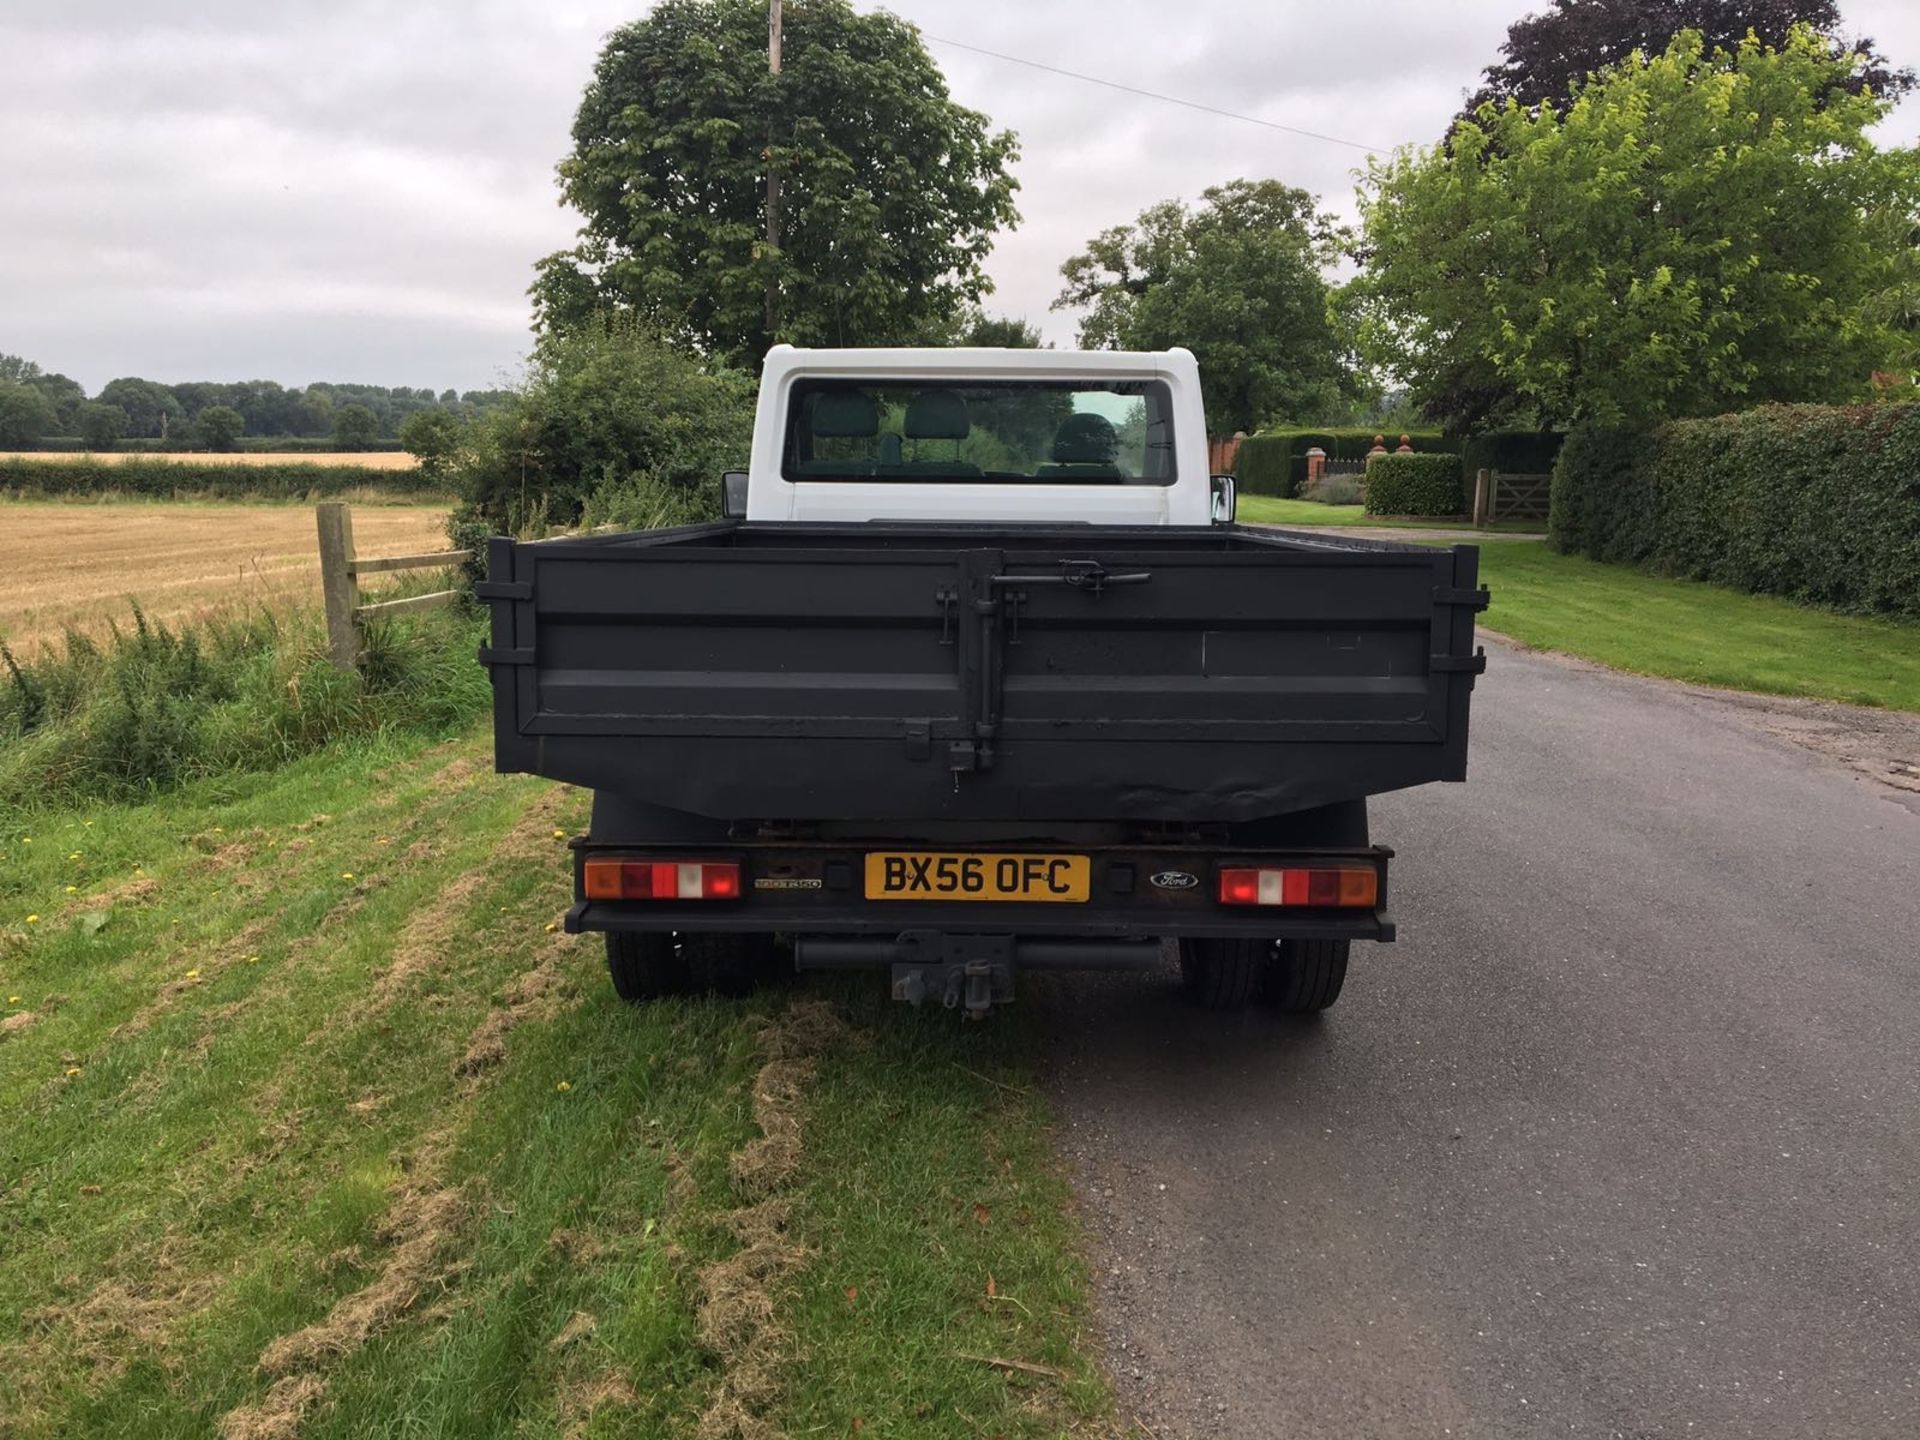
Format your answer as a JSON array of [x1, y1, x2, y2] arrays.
[[2, 0, 1915, 388]]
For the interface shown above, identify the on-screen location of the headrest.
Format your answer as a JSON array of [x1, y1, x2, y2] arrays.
[[904, 389, 970, 439], [1052, 413, 1119, 463], [811, 390, 879, 438]]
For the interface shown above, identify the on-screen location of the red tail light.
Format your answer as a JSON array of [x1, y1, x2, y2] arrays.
[[1217, 865, 1378, 908], [582, 859, 743, 901]]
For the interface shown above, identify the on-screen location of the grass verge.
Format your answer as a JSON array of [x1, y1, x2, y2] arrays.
[[1239, 496, 1544, 532], [0, 734, 1110, 1437], [1473, 540, 1920, 710]]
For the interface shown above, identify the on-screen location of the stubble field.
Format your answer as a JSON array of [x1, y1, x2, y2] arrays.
[[0, 501, 453, 654]]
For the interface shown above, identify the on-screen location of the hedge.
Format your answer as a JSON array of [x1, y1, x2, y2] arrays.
[[17, 436, 407, 454], [1363, 453, 1466, 516], [1232, 428, 1459, 497], [1549, 404, 1920, 619], [1461, 430, 1564, 480], [0, 457, 448, 500]]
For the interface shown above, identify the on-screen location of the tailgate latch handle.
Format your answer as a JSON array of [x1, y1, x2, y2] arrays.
[[993, 561, 1152, 597]]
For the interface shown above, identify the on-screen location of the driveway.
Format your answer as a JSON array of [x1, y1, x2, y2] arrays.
[[1044, 638, 1920, 1438]]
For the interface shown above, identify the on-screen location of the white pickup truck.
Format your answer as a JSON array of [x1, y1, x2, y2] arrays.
[[480, 346, 1487, 1017]]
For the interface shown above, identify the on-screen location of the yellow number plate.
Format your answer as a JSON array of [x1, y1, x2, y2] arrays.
[[865, 852, 1090, 903]]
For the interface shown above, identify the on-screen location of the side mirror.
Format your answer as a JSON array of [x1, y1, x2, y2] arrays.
[[1210, 473, 1237, 524], [721, 470, 749, 519]]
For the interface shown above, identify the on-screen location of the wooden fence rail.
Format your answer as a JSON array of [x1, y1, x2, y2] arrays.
[[316, 501, 471, 670]]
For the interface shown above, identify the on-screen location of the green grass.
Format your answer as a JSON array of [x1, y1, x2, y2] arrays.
[[1239, 495, 1545, 533], [0, 732, 1108, 1437], [1472, 541, 1920, 710]]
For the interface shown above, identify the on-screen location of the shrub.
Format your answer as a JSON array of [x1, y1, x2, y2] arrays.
[[1303, 472, 1364, 505], [0, 598, 488, 815], [1364, 453, 1465, 515], [1550, 404, 1920, 618], [455, 321, 754, 531], [1461, 430, 1564, 479], [0, 457, 444, 500], [1233, 428, 1459, 496]]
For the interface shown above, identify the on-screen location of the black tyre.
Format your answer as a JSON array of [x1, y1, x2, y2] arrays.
[[679, 932, 773, 997], [605, 931, 689, 1002], [1265, 938, 1348, 1014], [1177, 937, 1264, 1012]]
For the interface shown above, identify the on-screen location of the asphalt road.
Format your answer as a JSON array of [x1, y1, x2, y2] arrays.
[[1042, 638, 1920, 1439]]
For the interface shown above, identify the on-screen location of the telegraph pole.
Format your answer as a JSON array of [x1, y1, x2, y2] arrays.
[[764, 0, 783, 344]]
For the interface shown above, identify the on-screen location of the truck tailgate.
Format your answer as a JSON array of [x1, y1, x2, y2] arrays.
[[480, 522, 1486, 823]]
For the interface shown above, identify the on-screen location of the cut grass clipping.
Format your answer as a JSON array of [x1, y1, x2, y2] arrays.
[[0, 732, 1111, 1437]]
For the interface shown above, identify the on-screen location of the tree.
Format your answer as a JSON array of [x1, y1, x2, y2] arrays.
[[0, 383, 57, 447], [193, 404, 246, 451], [399, 409, 463, 480], [97, 378, 184, 439], [954, 310, 1045, 348], [535, 0, 1020, 369], [77, 402, 128, 451], [1465, 0, 1911, 117], [1055, 179, 1358, 435], [332, 404, 379, 450], [454, 320, 755, 532], [1357, 30, 1920, 430], [0, 354, 41, 386]]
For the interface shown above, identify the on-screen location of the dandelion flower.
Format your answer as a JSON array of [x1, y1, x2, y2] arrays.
[[20, 838, 30, 845], [65, 885, 77, 894], [543, 922, 558, 934], [245, 955, 260, 965], [7, 995, 19, 1005], [552, 829, 566, 839], [25, 915, 38, 925], [65, 1067, 82, 1078], [341, 872, 355, 881], [185, 969, 201, 980], [68, 852, 82, 861], [556, 1080, 572, 1092]]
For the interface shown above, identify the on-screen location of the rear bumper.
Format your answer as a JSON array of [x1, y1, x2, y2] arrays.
[[563, 839, 1395, 944]]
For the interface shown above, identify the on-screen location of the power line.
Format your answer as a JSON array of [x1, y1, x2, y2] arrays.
[[920, 32, 1391, 154]]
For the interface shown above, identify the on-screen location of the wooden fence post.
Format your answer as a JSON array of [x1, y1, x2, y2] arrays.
[[316, 501, 360, 671], [1472, 468, 1492, 527], [1488, 469, 1502, 524]]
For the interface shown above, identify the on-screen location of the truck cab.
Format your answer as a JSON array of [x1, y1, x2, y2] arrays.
[[744, 344, 1218, 527], [480, 348, 1486, 1018]]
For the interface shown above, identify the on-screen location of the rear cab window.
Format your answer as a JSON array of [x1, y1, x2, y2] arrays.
[[782, 378, 1177, 484]]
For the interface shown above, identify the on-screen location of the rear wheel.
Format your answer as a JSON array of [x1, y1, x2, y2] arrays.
[[680, 932, 777, 997], [1264, 938, 1348, 1014], [605, 932, 689, 1002], [1178, 937, 1264, 1012]]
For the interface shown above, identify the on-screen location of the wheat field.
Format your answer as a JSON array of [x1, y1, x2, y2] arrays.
[[0, 500, 454, 654]]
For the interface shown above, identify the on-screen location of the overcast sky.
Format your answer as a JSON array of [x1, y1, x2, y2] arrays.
[[3, 0, 1916, 394]]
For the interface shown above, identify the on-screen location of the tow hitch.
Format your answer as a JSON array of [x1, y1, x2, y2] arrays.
[[792, 932, 1163, 1018]]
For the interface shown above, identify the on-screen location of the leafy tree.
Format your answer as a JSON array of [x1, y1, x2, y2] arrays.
[[0, 383, 57, 447], [454, 321, 755, 532], [0, 354, 41, 385], [1055, 179, 1357, 435], [399, 409, 463, 480], [97, 377, 184, 439], [332, 403, 380, 450], [1465, 0, 1911, 117], [192, 405, 245, 451], [954, 310, 1045, 348], [1357, 30, 1920, 429], [76, 402, 128, 450], [29, 373, 86, 433], [535, 0, 1020, 369]]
